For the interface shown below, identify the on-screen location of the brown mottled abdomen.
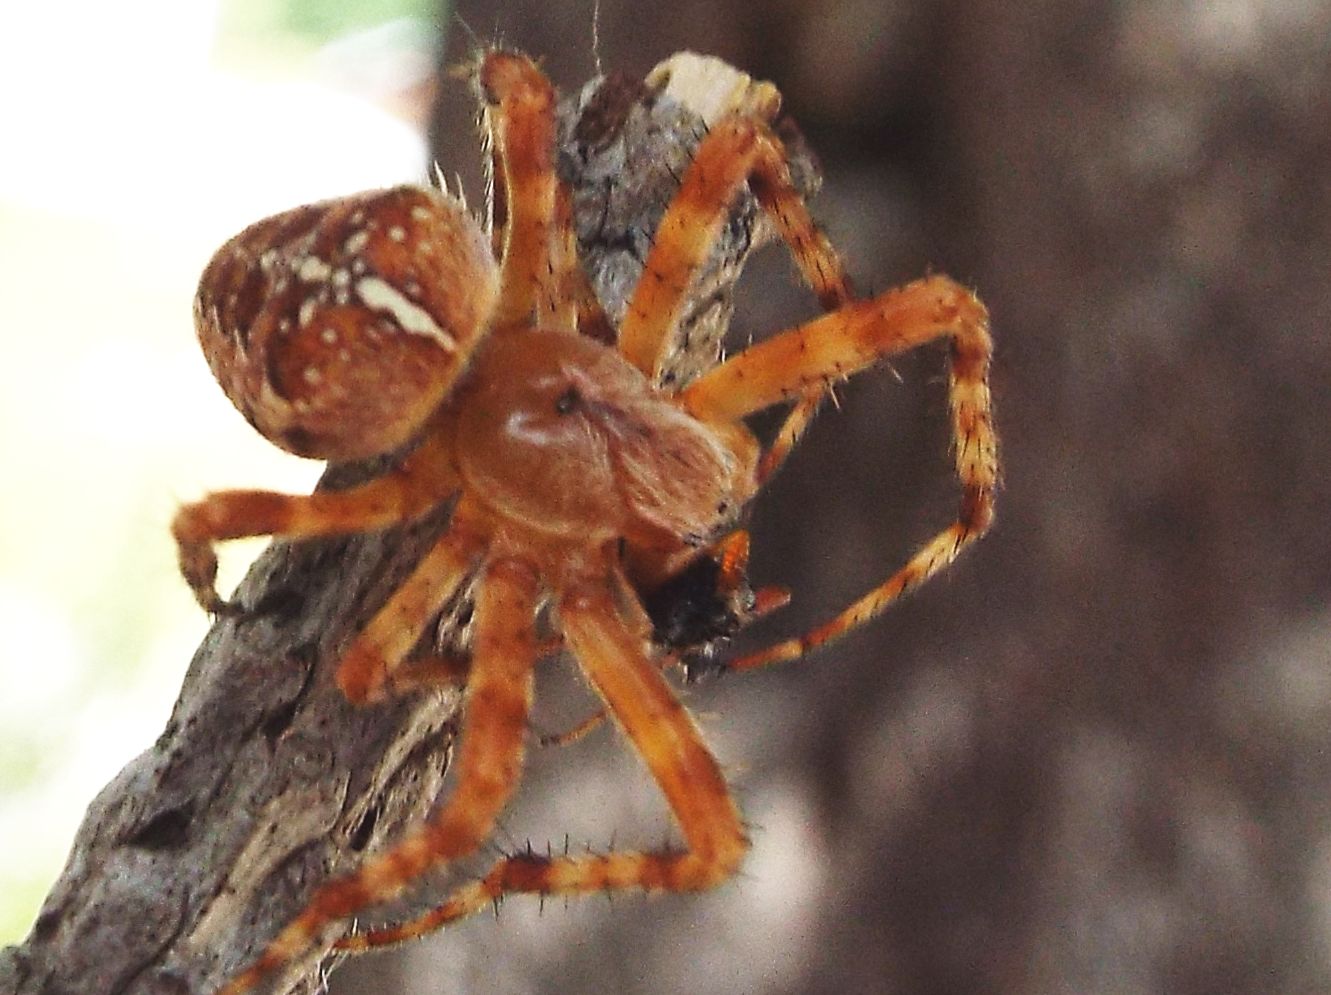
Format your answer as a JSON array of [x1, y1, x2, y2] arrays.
[[195, 186, 498, 460]]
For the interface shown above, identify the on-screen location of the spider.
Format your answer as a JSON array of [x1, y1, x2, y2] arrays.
[[173, 48, 997, 995]]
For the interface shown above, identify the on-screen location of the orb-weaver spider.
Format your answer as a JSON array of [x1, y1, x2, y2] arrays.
[[173, 47, 997, 995]]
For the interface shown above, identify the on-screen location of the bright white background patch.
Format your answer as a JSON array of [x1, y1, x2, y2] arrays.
[[0, 0, 432, 943]]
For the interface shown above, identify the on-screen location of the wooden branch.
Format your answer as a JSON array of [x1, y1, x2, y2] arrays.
[[0, 54, 815, 995]]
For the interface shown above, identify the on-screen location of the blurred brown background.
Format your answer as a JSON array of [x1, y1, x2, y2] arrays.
[[322, 0, 1331, 992]]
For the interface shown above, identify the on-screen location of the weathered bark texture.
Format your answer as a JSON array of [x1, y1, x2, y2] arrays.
[[0, 57, 813, 995]]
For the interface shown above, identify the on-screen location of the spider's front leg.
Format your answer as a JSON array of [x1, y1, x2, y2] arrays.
[[615, 108, 853, 481], [681, 273, 999, 672], [616, 114, 852, 377]]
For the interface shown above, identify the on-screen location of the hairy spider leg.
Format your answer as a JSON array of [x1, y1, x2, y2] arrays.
[[479, 52, 564, 330], [554, 179, 616, 342], [172, 430, 459, 614], [335, 573, 746, 952], [680, 273, 998, 672], [333, 506, 487, 704], [480, 51, 611, 340], [481, 50, 607, 340], [617, 114, 852, 378], [739, 129, 862, 484], [612, 112, 854, 486], [537, 528, 789, 750], [216, 556, 540, 995]]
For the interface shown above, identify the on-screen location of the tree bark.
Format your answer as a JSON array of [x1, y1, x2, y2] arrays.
[[0, 55, 813, 995]]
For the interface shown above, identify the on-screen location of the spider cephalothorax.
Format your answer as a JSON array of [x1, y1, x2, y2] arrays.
[[174, 48, 997, 995]]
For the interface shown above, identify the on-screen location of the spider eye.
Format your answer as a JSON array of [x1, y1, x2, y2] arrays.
[[554, 386, 581, 415]]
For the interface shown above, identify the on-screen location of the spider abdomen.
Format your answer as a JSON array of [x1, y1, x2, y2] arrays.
[[452, 329, 757, 547], [195, 186, 498, 460]]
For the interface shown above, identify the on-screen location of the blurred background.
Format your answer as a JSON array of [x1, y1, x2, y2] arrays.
[[4, 1, 1331, 993]]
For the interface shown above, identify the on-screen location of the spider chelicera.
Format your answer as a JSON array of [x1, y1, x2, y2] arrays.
[[173, 47, 998, 995]]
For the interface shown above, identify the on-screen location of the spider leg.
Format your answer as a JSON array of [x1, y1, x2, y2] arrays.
[[537, 707, 611, 749], [344, 577, 564, 706], [216, 557, 540, 995], [334, 506, 488, 704], [333, 576, 747, 953], [366, 649, 473, 698], [172, 432, 457, 613], [478, 51, 568, 331], [681, 274, 998, 672], [555, 179, 615, 342], [616, 117, 851, 461]]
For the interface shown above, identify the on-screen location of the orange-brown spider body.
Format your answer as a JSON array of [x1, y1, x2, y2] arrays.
[[174, 50, 997, 995]]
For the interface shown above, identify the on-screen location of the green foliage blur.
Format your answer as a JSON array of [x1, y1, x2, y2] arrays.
[[226, 0, 442, 45]]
